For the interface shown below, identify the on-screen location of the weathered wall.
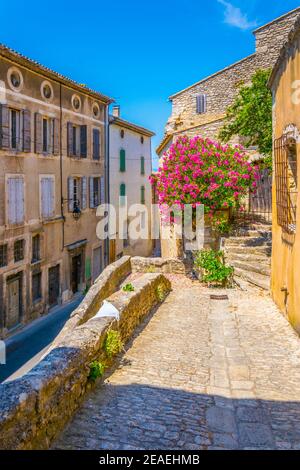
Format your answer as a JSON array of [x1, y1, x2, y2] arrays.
[[131, 256, 188, 274], [270, 29, 300, 334], [0, 271, 171, 450]]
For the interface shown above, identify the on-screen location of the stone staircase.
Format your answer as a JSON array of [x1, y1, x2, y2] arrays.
[[223, 223, 272, 291]]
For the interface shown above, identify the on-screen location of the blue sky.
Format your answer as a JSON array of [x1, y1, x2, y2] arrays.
[[1, 0, 300, 167]]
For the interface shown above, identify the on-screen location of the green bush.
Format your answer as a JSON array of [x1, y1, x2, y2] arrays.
[[194, 250, 234, 287], [122, 283, 135, 292], [104, 330, 124, 358], [156, 285, 166, 302], [89, 361, 105, 381]]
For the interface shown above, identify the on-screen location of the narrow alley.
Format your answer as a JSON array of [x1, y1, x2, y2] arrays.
[[53, 276, 300, 450]]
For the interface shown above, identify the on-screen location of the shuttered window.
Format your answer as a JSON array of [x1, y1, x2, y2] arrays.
[[32, 272, 42, 302], [14, 239, 24, 262], [196, 94, 207, 114], [89, 177, 101, 208], [141, 185, 145, 204], [67, 123, 87, 158], [93, 128, 100, 160], [141, 156, 145, 175], [40, 177, 55, 219], [120, 149, 126, 172], [0, 245, 8, 267], [1, 107, 30, 152], [32, 235, 41, 263], [120, 183, 126, 206], [7, 176, 25, 225]]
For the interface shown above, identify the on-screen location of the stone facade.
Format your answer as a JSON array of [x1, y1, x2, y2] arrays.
[[0, 45, 113, 339], [157, 7, 300, 155], [0, 258, 171, 450]]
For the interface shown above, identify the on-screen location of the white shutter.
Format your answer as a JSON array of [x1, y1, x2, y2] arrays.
[[68, 177, 74, 212], [81, 177, 87, 210], [8, 177, 24, 224], [49, 178, 55, 217], [41, 177, 54, 218], [7, 178, 16, 224], [17, 177, 24, 224], [100, 176, 105, 204], [89, 177, 94, 208]]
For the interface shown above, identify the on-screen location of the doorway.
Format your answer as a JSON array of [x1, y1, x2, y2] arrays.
[[6, 274, 22, 330], [48, 265, 60, 307], [71, 254, 82, 294]]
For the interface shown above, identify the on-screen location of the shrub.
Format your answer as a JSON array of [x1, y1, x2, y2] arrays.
[[156, 285, 166, 302], [104, 330, 124, 358], [89, 361, 105, 381], [194, 250, 234, 287], [122, 283, 135, 292]]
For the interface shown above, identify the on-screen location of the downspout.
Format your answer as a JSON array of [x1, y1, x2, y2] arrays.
[[59, 83, 65, 251], [104, 104, 110, 266]]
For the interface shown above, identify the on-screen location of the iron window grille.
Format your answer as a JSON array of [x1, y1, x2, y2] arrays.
[[0, 244, 8, 267], [14, 239, 25, 263], [274, 134, 298, 234]]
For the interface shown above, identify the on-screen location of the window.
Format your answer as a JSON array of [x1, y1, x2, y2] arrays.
[[92, 103, 100, 118], [68, 176, 87, 211], [41, 81, 53, 101], [120, 149, 126, 172], [40, 176, 55, 219], [196, 94, 207, 114], [120, 129, 125, 139], [14, 239, 24, 263], [93, 129, 100, 160], [10, 109, 21, 150], [32, 272, 42, 302], [0, 245, 8, 268], [120, 183, 126, 206], [274, 135, 298, 233], [42, 118, 50, 153], [67, 123, 87, 158], [32, 235, 41, 263], [89, 177, 101, 208], [141, 156, 145, 175], [141, 185, 145, 204], [7, 176, 24, 225], [141, 136, 144, 144], [7, 67, 23, 92], [72, 95, 81, 111]]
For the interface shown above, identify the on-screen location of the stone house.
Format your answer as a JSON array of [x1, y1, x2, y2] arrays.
[[269, 17, 300, 334], [157, 7, 300, 158], [109, 106, 155, 260], [0, 44, 113, 339]]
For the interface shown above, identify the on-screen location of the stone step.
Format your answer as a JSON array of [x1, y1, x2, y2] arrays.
[[234, 267, 270, 291], [230, 259, 271, 277], [223, 244, 272, 256], [226, 251, 271, 265], [232, 228, 272, 238], [223, 236, 272, 248]]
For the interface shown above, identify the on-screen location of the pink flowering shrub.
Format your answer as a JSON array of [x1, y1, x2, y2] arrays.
[[151, 136, 258, 217]]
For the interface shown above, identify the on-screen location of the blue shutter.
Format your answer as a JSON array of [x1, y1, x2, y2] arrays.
[[80, 125, 87, 158]]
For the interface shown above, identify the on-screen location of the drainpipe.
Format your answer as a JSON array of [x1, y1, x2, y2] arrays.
[[104, 103, 110, 266], [59, 83, 65, 251]]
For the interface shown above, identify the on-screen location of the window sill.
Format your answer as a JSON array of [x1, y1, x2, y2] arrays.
[[42, 216, 64, 225], [31, 259, 43, 266]]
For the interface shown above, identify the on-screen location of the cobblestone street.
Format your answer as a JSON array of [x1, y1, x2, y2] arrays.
[[54, 276, 300, 450]]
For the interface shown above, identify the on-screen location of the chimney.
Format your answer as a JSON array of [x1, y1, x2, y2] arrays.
[[112, 105, 120, 118]]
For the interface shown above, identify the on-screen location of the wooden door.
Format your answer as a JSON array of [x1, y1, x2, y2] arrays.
[[71, 255, 82, 293], [109, 240, 116, 264], [7, 276, 21, 330], [48, 265, 60, 307], [93, 247, 102, 281]]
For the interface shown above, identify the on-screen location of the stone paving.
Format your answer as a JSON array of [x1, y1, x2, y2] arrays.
[[53, 276, 300, 450]]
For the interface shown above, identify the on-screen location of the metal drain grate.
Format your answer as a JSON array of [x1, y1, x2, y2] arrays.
[[210, 294, 229, 300]]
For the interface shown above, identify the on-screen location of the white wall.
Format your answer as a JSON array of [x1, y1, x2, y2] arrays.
[[109, 124, 153, 257]]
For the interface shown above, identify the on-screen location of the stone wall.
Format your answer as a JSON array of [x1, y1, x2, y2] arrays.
[[131, 257, 188, 274], [163, 8, 300, 145], [0, 272, 171, 450]]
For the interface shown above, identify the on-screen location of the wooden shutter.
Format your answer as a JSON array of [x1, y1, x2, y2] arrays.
[[67, 122, 73, 157], [81, 177, 87, 210], [80, 125, 87, 158], [196, 94, 207, 114], [93, 129, 100, 160], [89, 176, 94, 208], [41, 177, 54, 218], [22, 109, 31, 152], [120, 149, 126, 172], [141, 156, 145, 175], [53, 118, 59, 155], [141, 185, 145, 204], [35, 112, 43, 153], [0, 104, 10, 149], [68, 177, 74, 211], [10, 177, 24, 224], [120, 183, 126, 197], [7, 178, 16, 224], [100, 176, 105, 204]]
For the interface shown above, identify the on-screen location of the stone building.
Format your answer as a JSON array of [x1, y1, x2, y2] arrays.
[[109, 106, 155, 260], [0, 44, 113, 339], [269, 17, 300, 334], [157, 7, 300, 157]]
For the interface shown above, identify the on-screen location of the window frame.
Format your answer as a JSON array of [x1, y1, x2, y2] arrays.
[[32, 271, 42, 302], [0, 244, 8, 268], [32, 234, 41, 263], [14, 239, 25, 263]]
